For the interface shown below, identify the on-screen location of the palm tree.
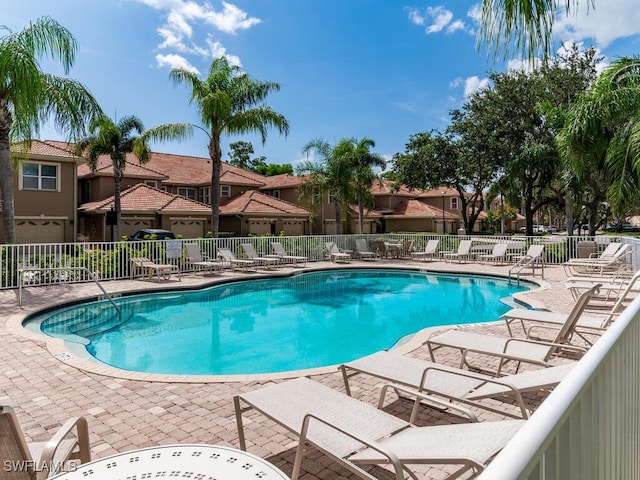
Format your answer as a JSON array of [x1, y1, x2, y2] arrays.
[[479, 0, 587, 61], [75, 115, 151, 241], [0, 16, 102, 243], [335, 137, 385, 233], [299, 139, 354, 235], [558, 56, 640, 224], [139, 57, 289, 237]]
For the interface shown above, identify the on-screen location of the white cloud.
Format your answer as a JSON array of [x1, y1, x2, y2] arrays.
[[553, 0, 640, 49], [135, 0, 260, 69], [449, 77, 463, 89], [206, 40, 242, 67], [155, 53, 200, 73], [406, 5, 474, 35], [463, 76, 489, 97]]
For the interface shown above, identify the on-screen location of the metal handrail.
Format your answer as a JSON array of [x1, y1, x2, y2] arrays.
[[18, 267, 120, 313], [508, 255, 545, 285]]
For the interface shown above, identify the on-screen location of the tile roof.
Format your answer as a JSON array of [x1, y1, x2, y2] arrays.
[[220, 190, 309, 216], [260, 173, 311, 189], [78, 183, 211, 214], [419, 187, 472, 198], [77, 157, 168, 180], [11, 139, 80, 160], [370, 179, 418, 197], [387, 199, 458, 218]]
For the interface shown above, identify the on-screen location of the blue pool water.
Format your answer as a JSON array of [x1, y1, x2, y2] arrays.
[[33, 269, 529, 375]]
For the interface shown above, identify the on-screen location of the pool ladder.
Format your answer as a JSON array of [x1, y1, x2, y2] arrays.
[[18, 267, 120, 314]]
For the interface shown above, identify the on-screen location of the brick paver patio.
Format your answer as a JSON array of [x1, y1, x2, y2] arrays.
[[0, 259, 584, 479]]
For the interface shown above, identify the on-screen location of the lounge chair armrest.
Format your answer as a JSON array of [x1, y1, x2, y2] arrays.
[[378, 383, 478, 423], [297, 413, 405, 480], [40, 416, 91, 471]]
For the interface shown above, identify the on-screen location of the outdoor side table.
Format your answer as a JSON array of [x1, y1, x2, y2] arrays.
[[49, 444, 290, 480]]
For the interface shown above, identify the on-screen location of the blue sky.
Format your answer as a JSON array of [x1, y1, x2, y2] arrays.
[[6, 0, 640, 167]]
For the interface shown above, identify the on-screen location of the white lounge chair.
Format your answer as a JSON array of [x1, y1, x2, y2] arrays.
[[270, 242, 307, 266], [1, 405, 91, 480], [411, 239, 439, 261], [340, 351, 575, 419], [562, 244, 631, 276], [426, 285, 600, 375], [354, 239, 377, 260], [443, 239, 473, 263], [325, 242, 351, 263], [184, 243, 223, 275], [478, 243, 509, 265], [217, 247, 257, 271], [130, 257, 180, 281], [234, 377, 524, 480], [240, 243, 280, 269]]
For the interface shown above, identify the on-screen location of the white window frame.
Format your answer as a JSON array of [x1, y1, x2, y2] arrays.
[[450, 197, 458, 210], [200, 187, 210, 205], [328, 193, 335, 204], [178, 187, 196, 200], [221, 185, 231, 198], [20, 161, 59, 192], [272, 190, 280, 199], [145, 180, 158, 188]]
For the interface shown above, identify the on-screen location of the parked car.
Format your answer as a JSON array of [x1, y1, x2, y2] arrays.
[[128, 229, 176, 241]]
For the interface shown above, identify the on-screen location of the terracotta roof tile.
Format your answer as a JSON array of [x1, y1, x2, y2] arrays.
[[387, 199, 458, 218], [261, 173, 310, 189], [370, 179, 418, 196], [11, 139, 79, 160], [79, 183, 210, 213], [220, 190, 309, 215], [77, 157, 168, 180]]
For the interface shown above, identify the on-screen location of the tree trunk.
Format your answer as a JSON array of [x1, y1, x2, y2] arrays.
[[565, 201, 574, 236], [358, 201, 364, 233], [334, 198, 342, 235], [0, 99, 15, 243], [113, 173, 122, 241], [209, 138, 221, 238]]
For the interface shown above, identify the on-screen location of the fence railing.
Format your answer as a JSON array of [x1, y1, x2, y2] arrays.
[[478, 293, 640, 479], [1, 233, 637, 289]]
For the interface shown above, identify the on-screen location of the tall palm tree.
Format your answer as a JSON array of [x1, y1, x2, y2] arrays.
[[479, 0, 589, 61], [0, 16, 102, 243], [76, 115, 151, 241], [299, 139, 355, 235], [138, 57, 289, 237], [335, 137, 385, 233]]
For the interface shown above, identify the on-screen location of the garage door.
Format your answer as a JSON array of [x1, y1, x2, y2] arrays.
[[282, 220, 305, 235], [15, 218, 65, 243], [122, 218, 153, 238], [171, 219, 205, 239]]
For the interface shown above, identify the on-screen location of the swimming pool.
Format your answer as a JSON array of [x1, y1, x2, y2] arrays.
[[29, 269, 530, 375]]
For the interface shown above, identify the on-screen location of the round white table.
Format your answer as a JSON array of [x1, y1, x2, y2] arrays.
[[50, 444, 290, 479]]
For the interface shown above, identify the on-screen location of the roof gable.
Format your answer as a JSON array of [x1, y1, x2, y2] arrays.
[[220, 190, 309, 215]]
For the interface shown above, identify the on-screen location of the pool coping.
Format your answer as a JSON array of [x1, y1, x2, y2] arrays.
[[6, 263, 549, 383]]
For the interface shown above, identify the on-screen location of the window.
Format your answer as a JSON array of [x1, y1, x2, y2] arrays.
[[328, 193, 335, 204], [450, 197, 458, 210], [145, 180, 158, 188], [200, 187, 210, 205], [312, 187, 320, 203], [177, 187, 196, 200], [221, 185, 231, 197], [272, 190, 280, 199], [21, 162, 58, 191]]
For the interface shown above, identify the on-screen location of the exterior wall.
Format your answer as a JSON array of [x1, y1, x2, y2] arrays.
[[385, 218, 434, 233], [12, 159, 77, 242]]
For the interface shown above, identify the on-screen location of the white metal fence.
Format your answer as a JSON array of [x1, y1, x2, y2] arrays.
[[478, 293, 640, 479], [1, 233, 637, 289]]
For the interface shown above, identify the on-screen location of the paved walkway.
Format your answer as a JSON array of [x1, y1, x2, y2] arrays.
[[0, 259, 581, 479]]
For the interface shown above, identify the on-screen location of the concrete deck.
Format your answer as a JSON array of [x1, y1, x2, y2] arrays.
[[0, 259, 586, 479]]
